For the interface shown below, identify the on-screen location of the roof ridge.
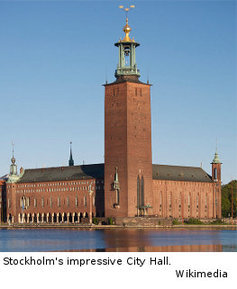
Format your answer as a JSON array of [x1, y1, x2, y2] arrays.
[[24, 163, 104, 171], [152, 164, 202, 169]]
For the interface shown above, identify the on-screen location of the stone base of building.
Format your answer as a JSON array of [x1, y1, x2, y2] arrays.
[[114, 217, 172, 227]]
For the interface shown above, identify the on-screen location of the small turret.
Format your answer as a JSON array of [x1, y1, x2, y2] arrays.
[[7, 143, 19, 183], [211, 149, 222, 182], [10, 144, 17, 176]]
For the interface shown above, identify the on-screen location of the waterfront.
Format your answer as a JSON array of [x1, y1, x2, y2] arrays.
[[0, 228, 236, 252]]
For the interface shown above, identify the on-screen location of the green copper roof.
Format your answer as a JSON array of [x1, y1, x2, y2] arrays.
[[212, 151, 221, 164]]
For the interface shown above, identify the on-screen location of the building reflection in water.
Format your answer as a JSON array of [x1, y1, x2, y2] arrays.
[[1, 228, 237, 252], [100, 229, 224, 252]]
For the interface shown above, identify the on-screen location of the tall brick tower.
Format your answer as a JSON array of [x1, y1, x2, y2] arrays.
[[211, 150, 222, 218], [104, 13, 153, 218]]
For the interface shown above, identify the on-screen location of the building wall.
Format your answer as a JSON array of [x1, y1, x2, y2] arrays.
[[4, 176, 222, 223], [0, 182, 2, 222], [0, 180, 5, 222], [152, 179, 220, 219], [6, 178, 104, 223], [211, 163, 222, 218], [104, 81, 153, 218]]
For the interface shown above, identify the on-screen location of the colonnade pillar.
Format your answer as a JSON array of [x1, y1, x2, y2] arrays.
[[22, 213, 25, 223], [27, 214, 30, 223], [15, 212, 91, 224]]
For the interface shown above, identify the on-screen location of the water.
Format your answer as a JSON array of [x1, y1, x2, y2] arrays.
[[0, 228, 236, 252]]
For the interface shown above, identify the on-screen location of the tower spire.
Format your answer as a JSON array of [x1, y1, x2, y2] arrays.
[[212, 141, 221, 164], [68, 142, 74, 166], [12, 141, 14, 157], [212, 150, 221, 164], [10, 142, 17, 176]]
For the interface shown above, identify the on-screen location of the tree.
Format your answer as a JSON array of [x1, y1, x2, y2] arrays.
[[221, 180, 237, 218]]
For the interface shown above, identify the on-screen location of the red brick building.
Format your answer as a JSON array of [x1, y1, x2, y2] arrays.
[[2, 16, 222, 224], [6, 163, 104, 224], [0, 180, 6, 223]]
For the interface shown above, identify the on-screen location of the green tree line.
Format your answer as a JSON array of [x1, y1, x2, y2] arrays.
[[222, 180, 237, 218]]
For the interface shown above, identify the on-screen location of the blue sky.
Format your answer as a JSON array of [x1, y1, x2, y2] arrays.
[[0, 0, 236, 184]]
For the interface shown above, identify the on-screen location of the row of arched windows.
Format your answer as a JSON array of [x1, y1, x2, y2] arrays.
[[157, 191, 211, 218], [18, 195, 94, 209]]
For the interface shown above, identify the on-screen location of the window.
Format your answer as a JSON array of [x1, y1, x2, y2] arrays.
[[137, 176, 140, 209], [169, 192, 172, 209], [34, 199, 37, 208], [50, 197, 52, 208], [84, 196, 87, 207], [8, 199, 11, 209], [75, 196, 78, 207], [116, 189, 119, 205], [58, 197, 61, 207], [26, 197, 30, 207], [137, 175, 145, 211], [188, 193, 191, 208], [66, 196, 69, 207], [41, 198, 44, 208], [141, 176, 144, 207], [214, 168, 217, 180], [20, 197, 25, 209]]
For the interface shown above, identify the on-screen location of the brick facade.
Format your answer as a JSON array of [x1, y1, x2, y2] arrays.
[[152, 179, 221, 219], [3, 160, 222, 224], [104, 81, 153, 218], [6, 175, 104, 224], [0, 180, 5, 222]]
